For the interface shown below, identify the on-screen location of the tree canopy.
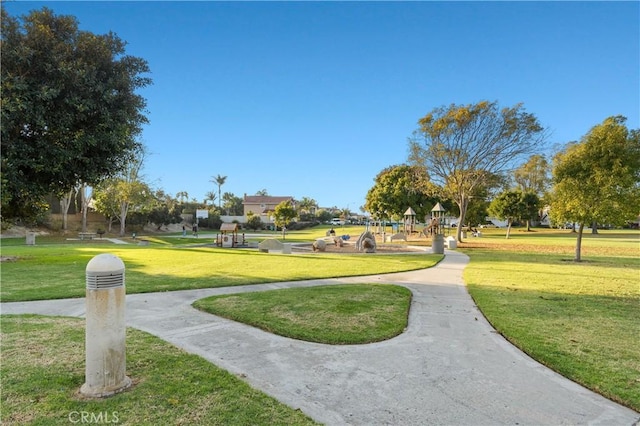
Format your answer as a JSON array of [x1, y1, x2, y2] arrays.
[[513, 154, 550, 197], [409, 101, 546, 241], [1, 7, 151, 220], [273, 200, 297, 239], [364, 165, 435, 222], [488, 190, 539, 238], [551, 116, 640, 261]]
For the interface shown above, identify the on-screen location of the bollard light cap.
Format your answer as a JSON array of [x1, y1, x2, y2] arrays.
[[86, 253, 125, 274]]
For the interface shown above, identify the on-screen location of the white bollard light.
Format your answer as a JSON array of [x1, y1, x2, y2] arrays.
[[80, 253, 131, 397]]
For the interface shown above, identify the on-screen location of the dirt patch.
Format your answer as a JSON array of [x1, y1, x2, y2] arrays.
[[294, 237, 429, 254], [1, 256, 18, 262], [457, 241, 634, 257], [0, 226, 50, 238]]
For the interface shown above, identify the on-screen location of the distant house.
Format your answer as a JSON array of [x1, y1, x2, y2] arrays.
[[242, 194, 294, 224]]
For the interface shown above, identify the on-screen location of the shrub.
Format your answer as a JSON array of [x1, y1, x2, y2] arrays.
[[246, 215, 262, 230]]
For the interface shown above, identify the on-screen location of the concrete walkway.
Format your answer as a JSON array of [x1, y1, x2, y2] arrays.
[[2, 251, 638, 425]]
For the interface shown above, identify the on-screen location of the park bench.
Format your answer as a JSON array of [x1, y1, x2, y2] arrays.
[[78, 232, 96, 240]]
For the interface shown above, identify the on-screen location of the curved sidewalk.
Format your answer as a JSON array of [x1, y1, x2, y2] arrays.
[[2, 251, 638, 425]]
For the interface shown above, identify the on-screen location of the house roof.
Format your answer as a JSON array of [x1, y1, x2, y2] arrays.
[[242, 195, 293, 205]]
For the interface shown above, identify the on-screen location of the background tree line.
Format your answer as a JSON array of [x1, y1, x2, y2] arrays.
[[3, 8, 638, 258], [364, 101, 639, 261]]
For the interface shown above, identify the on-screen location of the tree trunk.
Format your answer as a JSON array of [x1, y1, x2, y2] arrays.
[[591, 221, 598, 234], [455, 196, 469, 243], [526, 218, 531, 232], [575, 222, 584, 262], [506, 219, 512, 239], [79, 184, 91, 233], [59, 188, 74, 232], [119, 201, 129, 237]]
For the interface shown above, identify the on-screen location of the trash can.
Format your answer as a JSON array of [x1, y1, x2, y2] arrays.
[[26, 232, 36, 245], [432, 234, 445, 254]]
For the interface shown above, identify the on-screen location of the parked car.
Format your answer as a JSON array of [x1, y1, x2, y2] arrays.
[[479, 222, 499, 228]]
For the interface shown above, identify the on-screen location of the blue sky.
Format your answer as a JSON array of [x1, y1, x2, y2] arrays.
[[6, 1, 639, 212]]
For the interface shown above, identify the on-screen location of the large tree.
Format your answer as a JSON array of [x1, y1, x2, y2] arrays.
[[550, 116, 640, 261], [513, 154, 550, 196], [1, 8, 151, 220], [211, 174, 227, 209], [297, 196, 318, 221], [512, 154, 550, 230], [365, 165, 435, 222], [222, 192, 243, 216], [409, 101, 547, 242], [488, 190, 539, 238], [92, 148, 151, 236], [273, 200, 297, 239]]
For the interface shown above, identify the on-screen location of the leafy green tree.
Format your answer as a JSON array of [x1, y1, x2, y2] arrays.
[[464, 198, 490, 228], [92, 149, 152, 236], [365, 165, 435, 222], [1, 8, 151, 220], [297, 197, 318, 221], [551, 116, 640, 261], [316, 209, 333, 224], [409, 101, 546, 242], [488, 191, 521, 238], [488, 190, 539, 238], [520, 191, 541, 231], [513, 154, 550, 228], [222, 192, 243, 216], [513, 154, 551, 196], [148, 190, 182, 230], [246, 212, 263, 230], [273, 200, 297, 239]]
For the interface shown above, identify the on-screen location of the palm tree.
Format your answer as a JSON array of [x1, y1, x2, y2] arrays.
[[297, 197, 318, 220], [176, 191, 189, 204], [204, 191, 217, 207], [211, 175, 227, 208]]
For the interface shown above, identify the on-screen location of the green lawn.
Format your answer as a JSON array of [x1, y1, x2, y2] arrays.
[[2, 227, 639, 413], [194, 284, 412, 344], [0, 315, 318, 426], [0, 242, 442, 302], [462, 229, 640, 412]]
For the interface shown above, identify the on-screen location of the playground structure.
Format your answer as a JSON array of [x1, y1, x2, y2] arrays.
[[429, 203, 446, 254], [423, 217, 441, 237], [356, 230, 377, 253], [216, 223, 247, 248], [403, 207, 417, 234]]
